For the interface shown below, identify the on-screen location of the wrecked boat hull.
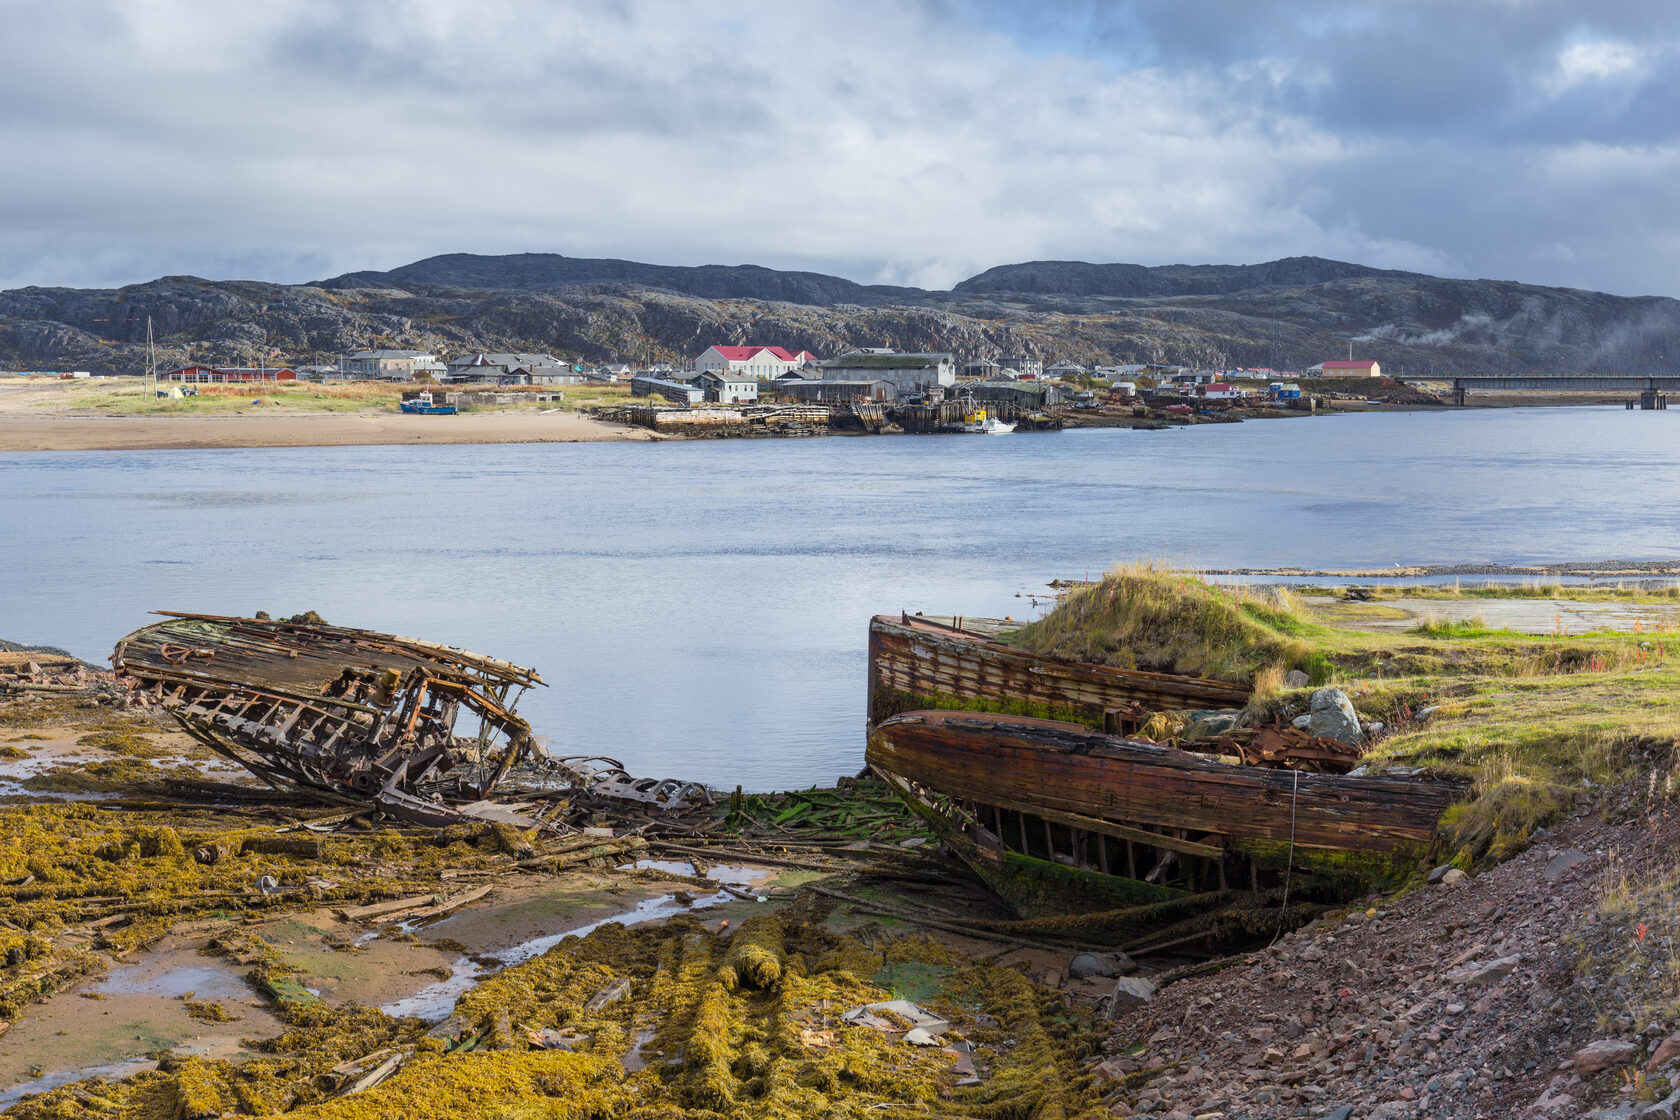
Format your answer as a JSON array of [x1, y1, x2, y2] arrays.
[[113, 612, 547, 824], [868, 612, 1252, 730], [868, 711, 1463, 919]]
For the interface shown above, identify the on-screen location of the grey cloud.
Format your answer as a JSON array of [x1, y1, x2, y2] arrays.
[[0, 0, 1676, 297]]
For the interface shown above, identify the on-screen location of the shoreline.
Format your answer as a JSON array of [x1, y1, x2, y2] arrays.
[[0, 395, 1642, 454], [0, 409, 659, 452]]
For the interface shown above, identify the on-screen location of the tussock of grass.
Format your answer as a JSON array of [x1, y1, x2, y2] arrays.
[[1011, 563, 1322, 684]]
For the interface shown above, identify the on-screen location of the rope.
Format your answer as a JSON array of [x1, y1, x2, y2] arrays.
[[1270, 768, 1301, 945]]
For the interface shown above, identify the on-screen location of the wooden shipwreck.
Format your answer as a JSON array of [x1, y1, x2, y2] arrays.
[[113, 612, 550, 825], [865, 613, 1463, 919]]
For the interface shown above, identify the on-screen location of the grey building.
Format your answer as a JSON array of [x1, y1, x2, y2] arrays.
[[631, 376, 704, 405], [964, 380, 1063, 407], [820, 351, 955, 393], [776, 378, 896, 403], [340, 349, 441, 379], [696, 369, 759, 403]]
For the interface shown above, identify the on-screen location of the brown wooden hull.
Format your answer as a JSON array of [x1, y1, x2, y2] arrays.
[[867, 613, 1251, 729], [868, 711, 1457, 857]]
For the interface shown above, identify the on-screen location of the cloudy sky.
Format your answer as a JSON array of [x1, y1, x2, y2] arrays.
[[1, 0, 1677, 295]]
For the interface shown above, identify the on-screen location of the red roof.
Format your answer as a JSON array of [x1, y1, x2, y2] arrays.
[[1322, 360, 1377, 369], [708, 345, 811, 363]]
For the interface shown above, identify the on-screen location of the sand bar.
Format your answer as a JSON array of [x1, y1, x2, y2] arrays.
[[0, 409, 654, 452]]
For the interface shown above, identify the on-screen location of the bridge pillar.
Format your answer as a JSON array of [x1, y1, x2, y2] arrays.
[[1451, 382, 1466, 407]]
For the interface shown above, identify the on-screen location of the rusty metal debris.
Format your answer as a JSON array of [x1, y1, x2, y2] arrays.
[[112, 612, 710, 829], [545, 755, 712, 812]]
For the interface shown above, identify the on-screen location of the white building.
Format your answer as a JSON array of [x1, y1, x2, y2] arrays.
[[696, 369, 759, 404], [694, 345, 818, 379], [340, 349, 441, 380], [820, 350, 956, 394]]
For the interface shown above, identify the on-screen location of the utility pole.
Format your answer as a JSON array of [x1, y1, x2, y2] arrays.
[[147, 316, 156, 398]]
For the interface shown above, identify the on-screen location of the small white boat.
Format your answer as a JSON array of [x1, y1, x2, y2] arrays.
[[961, 407, 1016, 434]]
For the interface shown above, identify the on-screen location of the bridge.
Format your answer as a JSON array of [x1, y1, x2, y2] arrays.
[[1398, 373, 1680, 408]]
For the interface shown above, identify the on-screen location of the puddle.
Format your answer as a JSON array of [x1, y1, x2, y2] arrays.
[[0, 944, 281, 1106], [382, 864, 775, 1022], [0, 1058, 156, 1106], [95, 962, 250, 1002]]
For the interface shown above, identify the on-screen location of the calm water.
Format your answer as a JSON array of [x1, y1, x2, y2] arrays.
[[4, 407, 1679, 790]]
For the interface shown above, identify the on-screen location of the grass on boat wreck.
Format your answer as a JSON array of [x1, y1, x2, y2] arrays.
[[1003, 563, 1680, 865]]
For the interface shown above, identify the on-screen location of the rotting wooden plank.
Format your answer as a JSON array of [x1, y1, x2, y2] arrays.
[[868, 711, 1461, 855], [868, 615, 1251, 726], [972, 794, 1225, 859]]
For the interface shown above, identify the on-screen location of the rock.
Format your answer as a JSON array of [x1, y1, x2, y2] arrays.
[[1292, 714, 1313, 730], [1414, 705, 1441, 722], [1426, 865, 1454, 883], [1545, 849, 1590, 882], [1587, 1106, 1636, 1120], [902, 1027, 939, 1046], [1647, 1032, 1680, 1072], [1108, 976, 1157, 1014], [1307, 688, 1363, 747], [1285, 670, 1311, 688], [1644, 1089, 1680, 1119], [1459, 955, 1520, 986], [1320, 1107, 1353, 1120], [1574, 1038, 1638, 1076], [1071, 952, 1132, 979], [1439, 869, 1467, 885], [1186, 712, 1240, 740], [1367, 1104, 1412, 1120], [1362, 720, 1385, 736]]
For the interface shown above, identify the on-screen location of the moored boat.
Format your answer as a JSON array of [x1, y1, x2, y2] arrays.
[[400, 391, 457, 415]]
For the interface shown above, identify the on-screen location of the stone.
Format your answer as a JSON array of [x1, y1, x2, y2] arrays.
[[1414, 705, 1441, 722], [1545, 849, 1590, 882], [1071, 952, 1132, 979], [1644, 1089, 1680, 1120], [1573, 1039, 1638, 1076], [1439, 869, 1467, 885], [902, 1027, 939, 1046], [1307, 688, 1363, 747], [1108, 976, 1158, 1014], [1367, 1104, 1412, 1120], [1426, 865, 1454, 883], [1292, 714, 1313, 730], [1284, 669, 1311, 688], [1647, 1032, 1680, 1072], [1186, 711, 1240, 740], [1461, 956, 1520, 986], [1320, 1107, 1353, 1120]]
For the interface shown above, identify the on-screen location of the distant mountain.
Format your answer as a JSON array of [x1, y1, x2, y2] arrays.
[[952, 256, 1422, 298], [320, 252, 925, 307], [3, 253, 1678, 382]]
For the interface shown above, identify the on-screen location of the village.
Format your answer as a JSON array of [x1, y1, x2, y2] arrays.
[[74, 345, 1410, 438]]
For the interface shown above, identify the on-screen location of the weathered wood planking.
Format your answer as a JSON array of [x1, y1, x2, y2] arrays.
[[868, 711, 1459, 854], [868, 613, 1252, 723]]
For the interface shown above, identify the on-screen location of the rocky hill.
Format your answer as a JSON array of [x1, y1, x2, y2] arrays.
[[2, 253, 1678, 380]]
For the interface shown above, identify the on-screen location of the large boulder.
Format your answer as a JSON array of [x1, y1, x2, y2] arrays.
[[1308, 688, 1363, 747]]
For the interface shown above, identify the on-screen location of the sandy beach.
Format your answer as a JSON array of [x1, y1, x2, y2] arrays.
[[0, 410, 654, 451], [0, 381, 653, 450]]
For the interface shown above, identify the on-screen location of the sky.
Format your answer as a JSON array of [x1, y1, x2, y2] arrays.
[[1, 0, 1678, 296]]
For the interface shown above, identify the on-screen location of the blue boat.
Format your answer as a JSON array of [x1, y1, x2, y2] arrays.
[[400, 391, 457, 415]]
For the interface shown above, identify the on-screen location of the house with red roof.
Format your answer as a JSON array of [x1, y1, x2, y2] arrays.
[[694, 345, 818, 379], [1310, 359, 1381, 378]]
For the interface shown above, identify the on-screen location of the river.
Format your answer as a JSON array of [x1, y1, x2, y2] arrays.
[[4, 406, 1679, 789]]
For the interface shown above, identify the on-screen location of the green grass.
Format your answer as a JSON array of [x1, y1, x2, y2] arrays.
[[1009, 562, 1319, 684], [1016, 565, 1680, 868]]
